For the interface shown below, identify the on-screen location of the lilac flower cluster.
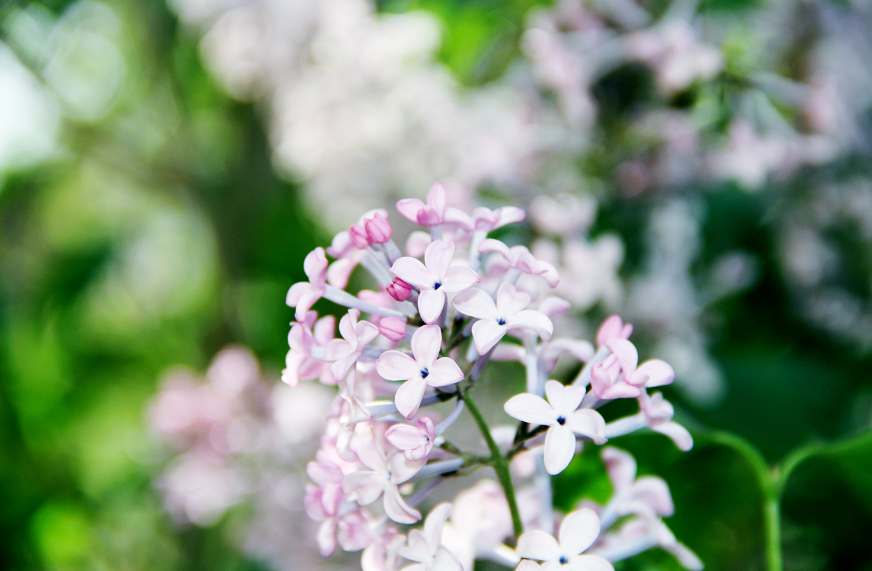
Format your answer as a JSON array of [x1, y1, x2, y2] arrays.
[[285, 183, 699, 571]]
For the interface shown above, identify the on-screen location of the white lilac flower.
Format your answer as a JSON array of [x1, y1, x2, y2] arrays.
[[515, 508, 613, 571], [391, 240, 480, 324], [325, 309, 380, 381], [343, 426, 424, 525], [504, 380, 606, 475], [385, 417, 437, 461], [453, 283, 554, 355], [376, 325, 464, 419], [479, 239, 560, 287], [398, 503, 463, 571]]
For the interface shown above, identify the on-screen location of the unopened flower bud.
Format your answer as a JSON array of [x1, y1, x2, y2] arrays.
[[365, 212, 392, 244], [378, 317, 407, 342], [349, 224, 369, 249], [386, 277, 412, 302]]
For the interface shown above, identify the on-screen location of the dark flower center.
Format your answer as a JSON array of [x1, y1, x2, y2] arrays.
[[559, 556, 569, 565], [497, 317, 506, 325], [556, 416, 566, 426], [433, 281, 442, 290], [421, 367, 430, 379]]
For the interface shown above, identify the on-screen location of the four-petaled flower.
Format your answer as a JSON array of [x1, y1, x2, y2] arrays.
[[479, 239, 560, 287], [398, 503, 463, 571], [590, 339, 674, 400], [343, 426, 424, 524], [515, 508, 614, 571], [283, 312, 336, 387], [386, 417, 437, 461], [638, 392, 693, 451], [325, 309, 379, 381], [376, 325, 464, 419], [286, 247, 328, 321], [453, 283, 554, 355], [505, 380, 606, 475], [397, 182, 447, 226], [391, 240, 480, 324]]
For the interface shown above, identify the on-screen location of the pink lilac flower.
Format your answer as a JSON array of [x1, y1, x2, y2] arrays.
[[283, 313, 337, 387], [397, 182, 448, 226], [515, 508, 613, 571], [479, 239, 560, 287], [362, 527, 406, 571], [595, 315, 633, 349], [286, 247, 328, 321], [350, 209, 393, 248], [326, 230, 366, 290], [398, 503, 463, 571], [638, 392, 693, 451], [325, 309, 380, 381], [387, 277, 413, 302], [453, 283, 554, 355], [599, 447, 673, 524], [376, 325, 464, 419], [391, 240, 480, 324], [343, 426, 424, 524], [379, 317, 408, 342], [504, 380, 606, 475], [385, 417, 436, 461], [590, 339, 674, 400]]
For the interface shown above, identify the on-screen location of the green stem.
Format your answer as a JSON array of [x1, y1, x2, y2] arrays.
[[460, 387, 524, 542], [764, 484, 782, 571]]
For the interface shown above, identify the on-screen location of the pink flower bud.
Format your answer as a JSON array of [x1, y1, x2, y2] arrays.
[[378, 317, 407, 342], [364, 212, 392, 244], [348, 224, 369, 249], [386, 277, 412, 302]]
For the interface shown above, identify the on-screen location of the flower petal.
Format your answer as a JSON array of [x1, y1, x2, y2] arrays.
[[601, 447, 637, 491], [424, 502, 453, 548], [391, 256, 433, 289], [343, 471, 385, 506], [479, 238, 512, 260], [606, 339, 638, 378], [559, 508, 601, 557], [433, 547, 464, 571], [496, 282, 531, 316], [506, 310, 553, 341], [516, 561, 542, 571], [653, 421, 694, 451], [399, 529, 430, 563], [545, 380, 585, 418], [504, 393, 557, 426], [544, 424, 577, 475], [418, 288, 446, 325], [633, 359, 674, 388], [453, 288, 499, 320], [566, 410, 607, 444], [376, 351, 419, 381], [396, 198, 426, 223], [356, 320, 380, 349], [426, 182, 446, 220], [395, 377, 428, 419], [440, 265, 480, 293], [427, 357, 464, 387], [568, 554, 613, 571], [383, 484, 421, 524], [471, 319, 508, 355], [516, 530, 561, 561], [412, 324, 443, 368], [425, 240, 454, 281], [385, 423, 429, 452]]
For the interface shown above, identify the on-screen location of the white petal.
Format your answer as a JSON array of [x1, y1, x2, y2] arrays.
[[544, 425, 577, 475], [471, 319, 508, 355], [506, 310, 553, 341], [432, 547, 463, 571], [496, 282, 531, 316], [566, 410, 607, 445], [424, 503, 453, 548], [453, 288, 499, 320], [440, 265, 480, 293], [653, 421, 694, 451], [516, 530, 561, 562], [634, 359, 674, 387], [426, 357, 464, 387], [392, 257, 434, 289], [418, 288, 446, 325], [412, 324, 443, 368], [425, 240, 454, 281], [567, 554, 613, 571], [545, 381, 585, 418], [386, 424, 429, 452], [377, 351, 421, 381], [384, 485, 421, 524], [559, 508, 601, 557], [395, 377, 428, 419], [504, 393, 557, 426]]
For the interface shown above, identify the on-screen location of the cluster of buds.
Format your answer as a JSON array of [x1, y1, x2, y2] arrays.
[[284, 183, 700, 571]]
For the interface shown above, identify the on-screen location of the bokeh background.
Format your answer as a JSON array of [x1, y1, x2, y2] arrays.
[[1, 0, 871, 569]]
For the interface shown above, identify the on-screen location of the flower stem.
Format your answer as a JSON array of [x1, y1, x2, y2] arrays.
[[460, 387, 524, 542]]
